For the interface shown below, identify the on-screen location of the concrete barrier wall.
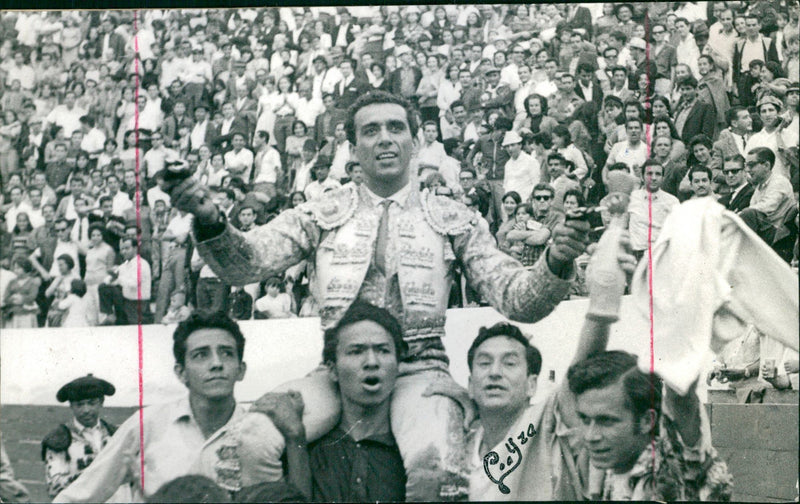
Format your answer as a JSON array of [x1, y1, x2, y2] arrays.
[[708, 390, 799, 502], [2, 297, 672, 406]]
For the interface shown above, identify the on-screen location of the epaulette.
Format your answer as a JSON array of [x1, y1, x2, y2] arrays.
[[41, 424, 72, 461], [421, 189, 479, 236], [299, 184, 359, 231], [100, 418, 118, 437]]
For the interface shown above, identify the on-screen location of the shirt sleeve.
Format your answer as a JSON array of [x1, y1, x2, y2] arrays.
[[454, 217, 572, 324], [193, 208, 320, 286], [749, 179, 791, 215], [52, 416, 140, 504]]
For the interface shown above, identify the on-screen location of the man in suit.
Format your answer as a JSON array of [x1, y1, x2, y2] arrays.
[[332, 9, 356, 49], [718, 154, 754, 212], [563, 4, 593, 39], [674, 76, 717, 143], [315, 93, 342, 148], [96, 16, 126, 61], [387, 46, 422, 101], [574, 62, 604, 105], [333, 57, 367, 111], [713, 106, 753, 159], [189, 104, 219, 152]]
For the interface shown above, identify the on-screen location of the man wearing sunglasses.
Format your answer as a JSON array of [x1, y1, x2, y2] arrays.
[[717, 155, 753, 213]]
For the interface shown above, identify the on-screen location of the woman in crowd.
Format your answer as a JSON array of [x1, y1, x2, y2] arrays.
[[494, 190, 522, 247], [3, 257, 41, 329], [651, 116, 687, 163], [428, 7, 452, 46], [9, 213, 36, 259], [552, 125, 589, 180], [57, 279, 91, 328], [0, 110, 22, 181], [517, 94, 557, 135], [115, 86, 137, 148], [254, 276, 296, 319], [96, 139, 119, 171], [417, 53, 444, 126], [272, 75, 299, 154], [118, 130, 142, 172], [43, 254, 79, 327], [369, 62, 391, 92], [82, 224, 116, 325], [203, 152, 229, 188], [284, 120, 310, 183], [594, 3, 618, 37], [284, 190, 307, 211]]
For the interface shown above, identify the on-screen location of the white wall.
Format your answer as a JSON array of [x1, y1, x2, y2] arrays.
[[2, 297, 706, 407]]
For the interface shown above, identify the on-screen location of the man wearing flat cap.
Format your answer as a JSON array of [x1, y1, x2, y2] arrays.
[[42, 375, 131, 501]]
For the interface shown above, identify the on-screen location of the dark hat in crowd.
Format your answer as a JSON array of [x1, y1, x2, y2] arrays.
[[56, 374, 115, 403], [313, 155, 332, 170]]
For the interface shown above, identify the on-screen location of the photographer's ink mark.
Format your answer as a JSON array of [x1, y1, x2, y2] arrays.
[[483, 423, 537, 494]]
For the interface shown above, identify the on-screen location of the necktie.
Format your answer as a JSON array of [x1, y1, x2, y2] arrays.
[[375, 200, 391, 275]]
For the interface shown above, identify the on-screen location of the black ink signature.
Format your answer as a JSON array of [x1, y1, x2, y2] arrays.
[[483, 423, 537, 494]]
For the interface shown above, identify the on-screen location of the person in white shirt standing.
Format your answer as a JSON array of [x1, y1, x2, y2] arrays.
[[97, 236, 152, 325], [78, 116, 106, 162], [501, 130, 540, 200], [627, 160, 680, 261]]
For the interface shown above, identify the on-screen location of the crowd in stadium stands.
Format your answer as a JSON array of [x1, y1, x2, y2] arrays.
[[0, 3, 797, 330]]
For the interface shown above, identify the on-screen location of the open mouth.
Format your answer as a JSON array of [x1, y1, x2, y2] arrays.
[[362, 376, 382, 392], [376, 152, 398, 161], [484, 384, 507, 393]]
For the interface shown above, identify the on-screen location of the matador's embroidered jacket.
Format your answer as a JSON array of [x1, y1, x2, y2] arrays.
[[194, 183, 572, 344]]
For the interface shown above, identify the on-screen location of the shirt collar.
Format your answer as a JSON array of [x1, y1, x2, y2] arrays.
[[73, 418, 99, 433], [328, 425, 397, 447], [362, 182, 412, 208]]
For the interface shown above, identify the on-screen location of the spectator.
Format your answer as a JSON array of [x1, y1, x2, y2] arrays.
[[304, 158, 340, 201], [98, 236, 152, 325], [501, 130, 540, 200], [718, 155, 754, 213], [740, 147, 795, 244], [627, 159, 680, 260], [254, 277, 295, 319], [674, 76, 717, 143], [3, 257, 41, 329]]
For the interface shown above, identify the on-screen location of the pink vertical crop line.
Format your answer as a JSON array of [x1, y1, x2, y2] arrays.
[[132, 10, 146, 493], [643, 10, 658, 480]]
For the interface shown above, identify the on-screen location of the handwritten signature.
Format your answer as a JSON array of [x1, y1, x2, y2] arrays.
[[483, 423, 537, 494]]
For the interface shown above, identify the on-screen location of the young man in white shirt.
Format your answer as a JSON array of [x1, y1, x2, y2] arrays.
[[627, 160, 680, 260], [97, 236, 151, 325], [53, 312, 251, 502], [502, 130, 540, 200]]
